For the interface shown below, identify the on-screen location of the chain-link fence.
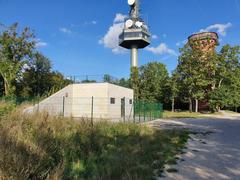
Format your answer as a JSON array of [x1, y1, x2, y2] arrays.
[[1, 96, 164, 123], [66, 75, 119, 84], [23, 97, 163, 123]]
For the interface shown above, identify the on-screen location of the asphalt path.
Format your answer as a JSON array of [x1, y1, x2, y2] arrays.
[[148, 112, 240, 180]]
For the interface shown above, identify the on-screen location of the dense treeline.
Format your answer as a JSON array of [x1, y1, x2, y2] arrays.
[[0, 23, 71, 99], [174, 44, 240, 112], [104, 63, 170, 108], [104, 44, 240, 112]]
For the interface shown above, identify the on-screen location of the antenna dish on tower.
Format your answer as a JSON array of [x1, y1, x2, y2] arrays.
[[135, 21, 143, 28], [128, 0, 136, 6], [125, 19, 133, 28]]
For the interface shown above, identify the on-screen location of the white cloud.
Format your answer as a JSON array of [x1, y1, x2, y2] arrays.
[[176, 42, 181, 47], [59, 27, 72, 34], [71, 20, 97, 27], [99, 13, 127, 54], [92, 20, 97, 25], [199, 23, 232, 36], [84, 20, 98, 26], [114, 13, 127, 23], [151, 34, 158, 39], [35, 39, 48, 48], [146, 43, 177, 56], [162, 34, 167, 38]]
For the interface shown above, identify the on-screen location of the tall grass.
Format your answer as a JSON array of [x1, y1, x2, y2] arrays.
[[0, 104, 189, 180], [0, 100, 16, 116]]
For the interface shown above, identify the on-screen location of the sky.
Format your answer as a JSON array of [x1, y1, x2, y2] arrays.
[[0, 0, 240, 79]]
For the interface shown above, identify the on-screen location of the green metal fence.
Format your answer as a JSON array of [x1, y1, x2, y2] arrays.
[[133, 100, 163, 123]]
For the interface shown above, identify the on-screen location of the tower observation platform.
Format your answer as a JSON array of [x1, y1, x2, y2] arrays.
[[119, 0, 151, 67], [188, 32, 219, 52]]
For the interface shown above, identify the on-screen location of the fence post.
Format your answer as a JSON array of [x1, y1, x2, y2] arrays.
[[91, 96, 94, 127], [62, 96, 65, 117], [123, 97, 126, 123], [133, 99, 135, 123], [143, 102, 146, 122], [37, 95, 40, 113], [150, 103, 152, 121], [139, 101, 141, 123]]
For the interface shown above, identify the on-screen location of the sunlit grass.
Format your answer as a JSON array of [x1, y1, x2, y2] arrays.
[[163, 111, 202, 119], [163, 110, 233, 119]]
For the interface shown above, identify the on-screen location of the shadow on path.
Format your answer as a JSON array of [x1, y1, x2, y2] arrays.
[[148, 116, 240, 180]]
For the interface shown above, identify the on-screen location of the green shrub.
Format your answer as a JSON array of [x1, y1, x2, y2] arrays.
[[0, 101, 16, 116]]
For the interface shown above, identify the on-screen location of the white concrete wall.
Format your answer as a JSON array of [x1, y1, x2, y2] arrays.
[[30, 83, 134, 120], [71, 83, 108, 118], [107, 84, 134, 120], [36, 85, 73, 116]]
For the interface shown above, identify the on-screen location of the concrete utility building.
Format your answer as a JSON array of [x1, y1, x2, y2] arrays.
[[28, 83, 134, 120]]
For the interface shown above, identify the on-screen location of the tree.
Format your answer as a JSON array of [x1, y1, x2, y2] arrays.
[[209, 45, 240, 111], [215, 45, 240, 89], [130, 67, 140, 100], [47, 71, 72, 96], [168, 71, 179, 112], [138, 62, 169, 103], [103, 74, 130, 88], [103, 74, 113, 83], [118, 78, 130, 88], [18, 53, 72, 98], [0, 23, 35, 97], [176, 44, 240, 112], [209, 86, 230, 112], [0, 75, 3, 96], [176, 44, 213, 112], [17, 52, 51, 97]]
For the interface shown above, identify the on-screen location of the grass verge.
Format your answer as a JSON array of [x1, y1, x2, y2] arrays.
[[163, 111, 202, 119], [0, 105, 189, 180]]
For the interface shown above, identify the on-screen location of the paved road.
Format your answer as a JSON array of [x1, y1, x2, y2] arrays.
[[148, 113, 240, 180]]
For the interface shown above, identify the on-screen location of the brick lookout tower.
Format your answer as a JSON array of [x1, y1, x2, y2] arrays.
[[188, 32, 219, 53], [119, 0, 151, 68], [188, 32, 219, 111]]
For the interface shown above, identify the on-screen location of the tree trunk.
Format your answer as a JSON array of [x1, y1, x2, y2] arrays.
[[171, 98, 175, 112], [235, 107, 238, 113], [189, 98, 192, 113], [3, 78, 8, 96], [195, 99, 198, 113]]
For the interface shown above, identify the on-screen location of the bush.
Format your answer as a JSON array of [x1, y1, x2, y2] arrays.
[[0, 109, 189, 180], [0, 100, 16, 116]]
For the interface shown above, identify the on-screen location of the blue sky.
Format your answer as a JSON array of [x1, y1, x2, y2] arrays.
[[0, 0, 239, 78]]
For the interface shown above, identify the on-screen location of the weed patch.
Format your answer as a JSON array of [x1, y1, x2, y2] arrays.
[[0, 110, 189, 180]]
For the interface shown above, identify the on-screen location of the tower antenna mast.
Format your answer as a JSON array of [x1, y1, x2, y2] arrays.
[[119, 0, 151, 68]]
